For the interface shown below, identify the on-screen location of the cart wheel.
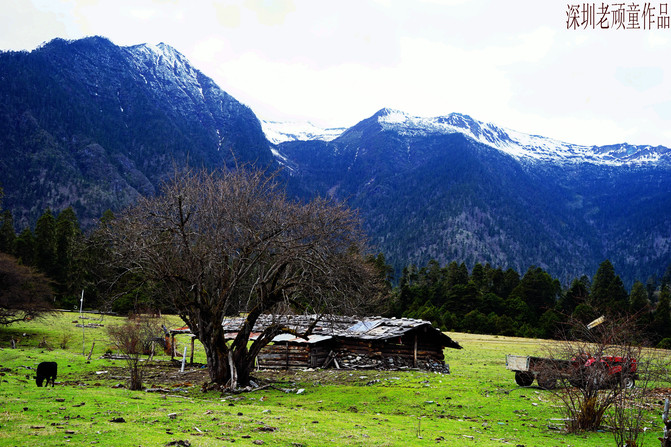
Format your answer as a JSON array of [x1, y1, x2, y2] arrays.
[[622, 375, 635, 389], [537, 375, 557, 390], [514, 371, 534, 387]]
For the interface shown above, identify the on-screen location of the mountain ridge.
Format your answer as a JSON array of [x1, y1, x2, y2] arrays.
[[270, 107, 671, 168], [261, 120, 347, 144], [277, 108, 671, 285], [1, 37, 669, 286], [0, 36, 274, 228]]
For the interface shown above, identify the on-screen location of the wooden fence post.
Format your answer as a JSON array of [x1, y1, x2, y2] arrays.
[[413, 334, 418, 368], [87, 342, 95, 361]]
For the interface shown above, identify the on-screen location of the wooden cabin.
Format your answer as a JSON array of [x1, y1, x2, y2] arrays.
[[221, 315, 462, 371]]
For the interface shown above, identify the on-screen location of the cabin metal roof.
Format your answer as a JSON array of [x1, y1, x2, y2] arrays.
[[221, 314, 462, 349]]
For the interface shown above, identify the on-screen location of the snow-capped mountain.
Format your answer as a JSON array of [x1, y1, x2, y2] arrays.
[[125, 42, 200, 85], [370, 108, 671, 166], [279, 107, 671, 285], [2, 36, 670, 286], [261, 120, 347, 144], [0, 36, 272, 228]]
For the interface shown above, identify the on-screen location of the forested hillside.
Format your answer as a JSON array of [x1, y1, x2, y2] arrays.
[[1, 202, 670, 347], [391, 257, 671, 346], [1, 37, 670, 290], [278, 110, 671, 286], [0, 37, 273, 228]]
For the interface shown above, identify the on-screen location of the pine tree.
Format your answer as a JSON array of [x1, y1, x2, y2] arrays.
[[394, 264, 420, 317], [629, 281, 649, 315], [510, 266, 560, 319], [488, 266, 519, 299], [79, 209, 116, 310], [446, 261, 468, 288], [558, 276, 590, 316], [590, 260, 628, 316], [54, 207, 82, 300], [34, 209, 57, 278], [0, 210, 16, 255], [652, 285, 671, 342], [501, 268, 520, 299], [445, 281, 478, 318], [471, 263, 485, 291], [662, 264, 671, 289], [646, 275, 658, 304], [14, 227, 35, 266], [367, 252, 394, 288]]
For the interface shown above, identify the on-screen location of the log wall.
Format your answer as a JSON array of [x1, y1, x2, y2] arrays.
[[337, 338, 445, 363], [256, 331, 446, 370], [258, 343, 330, 369]]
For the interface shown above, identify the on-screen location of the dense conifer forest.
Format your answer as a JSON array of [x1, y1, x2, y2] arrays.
[[2, 201, 669, 347]]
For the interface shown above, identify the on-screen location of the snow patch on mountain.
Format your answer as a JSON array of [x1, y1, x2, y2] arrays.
[[124, 42, 205, 99], [375, 108, 669, 166], [127, 42, 193, 75], [262, 120, 347, 144]]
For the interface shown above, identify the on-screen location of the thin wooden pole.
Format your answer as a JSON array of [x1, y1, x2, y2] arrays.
[[80, 290, 85, 356], [413, 334, 418, 368], [180, 346, 187, 372], [87, 342, 95, 361]]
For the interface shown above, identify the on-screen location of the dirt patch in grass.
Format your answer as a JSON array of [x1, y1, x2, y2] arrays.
[[69, 360, 211, 390], [72, 361, 411, 392]]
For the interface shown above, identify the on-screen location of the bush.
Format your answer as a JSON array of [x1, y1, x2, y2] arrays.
[[107, 315, 164, 390], [657, 338, 671, 350]]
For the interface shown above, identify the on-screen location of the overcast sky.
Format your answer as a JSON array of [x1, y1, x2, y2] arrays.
[[2, 0, 671, 147]]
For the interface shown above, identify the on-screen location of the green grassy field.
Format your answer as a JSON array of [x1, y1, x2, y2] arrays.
[[0, 313, 668, 446]]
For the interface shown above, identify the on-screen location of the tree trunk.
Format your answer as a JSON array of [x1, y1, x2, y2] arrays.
[[129, 362, 143, 391], [227, 351, 237, 389], [201, 332, 254, 387], [227, 305, 264, 388], [234, 354, 253, 387], [198, 321, 231, 384], [203, 340, 230, 384]]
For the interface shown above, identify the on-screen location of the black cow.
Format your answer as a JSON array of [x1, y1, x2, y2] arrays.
[[36, 361, 57, 387]]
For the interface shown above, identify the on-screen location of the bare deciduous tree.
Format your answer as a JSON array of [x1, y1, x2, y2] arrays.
[[0, 252, 53, 325], [543, 315, 657, 446], [101, 168, 383, 387], [107, 315, 164, 390]]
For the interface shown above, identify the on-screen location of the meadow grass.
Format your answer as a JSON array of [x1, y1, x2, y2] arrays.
[[0, 313, 668, 446]]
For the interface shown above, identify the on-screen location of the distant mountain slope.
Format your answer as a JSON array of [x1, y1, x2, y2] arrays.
[[368, 108, 671, 166], [0, 36, 273, 227], [278, 108, 671, 284], [1, 37, 669, 285], [261, 120, 346, 144]]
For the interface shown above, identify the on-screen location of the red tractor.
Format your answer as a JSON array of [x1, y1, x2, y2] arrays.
[[506, 352, 638, 390], [569, 352, 638, 390]]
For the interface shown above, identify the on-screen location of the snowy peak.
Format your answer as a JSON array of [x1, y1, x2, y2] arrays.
[[128, 42, 192, 72], [592, 143, 671, 164], [125, 42, 201, 86], [375, 108, 512, 147], [372, 109, 670, 166], [262, 120, 347, 144], [129, 42, 178, 61]]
